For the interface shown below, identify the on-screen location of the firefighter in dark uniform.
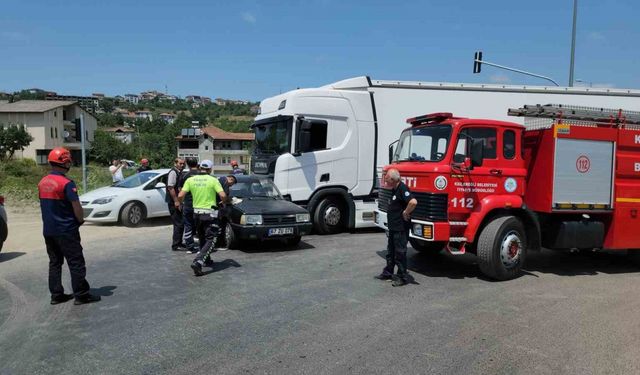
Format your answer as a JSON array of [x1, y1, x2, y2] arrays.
[[177, 160, 227, 276], [38, 147, 101, 305], [375, 168, 417, 287]]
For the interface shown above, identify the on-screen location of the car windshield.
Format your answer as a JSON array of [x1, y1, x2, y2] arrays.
[[252, 117, 292, 155], [230, 179, 282, 199], [113, 172, 160, 188], [393, 125, 452, 162]]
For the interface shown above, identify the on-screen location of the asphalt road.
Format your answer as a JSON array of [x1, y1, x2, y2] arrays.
[[1, 221, 640, 375]]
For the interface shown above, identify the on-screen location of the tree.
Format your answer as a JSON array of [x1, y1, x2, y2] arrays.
[[89, 129, 132, 164], [0, 123, 34, 160]]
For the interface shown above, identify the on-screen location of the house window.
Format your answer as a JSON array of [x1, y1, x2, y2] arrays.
[[55, 128, 58, 138], [205, 145, 209, 151], [50, 127, 54, 138], [54, 110, 57, 117], [241, 155, 250, 164], [221, 141, 232, 149]]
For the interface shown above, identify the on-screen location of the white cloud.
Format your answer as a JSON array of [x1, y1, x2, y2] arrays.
[[489, 74, 511, 84], [1, 31, 28, 42], [587, 32, 606, 42], [241, 12, 256, 24]]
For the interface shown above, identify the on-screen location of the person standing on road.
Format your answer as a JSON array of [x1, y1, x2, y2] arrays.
[[230, 160, 245, 175], [166, 158, 186, 251], [215, 175, 237, 249], [177, 157, 201, 253], [109, 159, 125, 184], [177, 160, 227, 276], [38, 147, 101, 305], [137, 158, 152, 173], [375, 168, 417, 287]]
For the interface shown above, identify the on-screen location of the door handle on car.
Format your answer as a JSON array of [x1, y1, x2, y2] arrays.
[[490, 169, 503, 176]]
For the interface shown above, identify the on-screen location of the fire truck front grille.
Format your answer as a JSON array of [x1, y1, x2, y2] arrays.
[[377, 189, 448, 222]]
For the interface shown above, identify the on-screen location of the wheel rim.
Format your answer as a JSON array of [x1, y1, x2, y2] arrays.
[[500, 230, 522, 269], [324, 206, 341, 226], [225, 223, 233, 246], [129, 205, 142, 224]]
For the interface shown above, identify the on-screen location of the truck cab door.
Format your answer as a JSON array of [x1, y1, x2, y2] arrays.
[[450, 127, 509, 216]]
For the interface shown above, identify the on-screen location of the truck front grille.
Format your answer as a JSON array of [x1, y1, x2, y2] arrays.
[[378, 189, 448, 222]]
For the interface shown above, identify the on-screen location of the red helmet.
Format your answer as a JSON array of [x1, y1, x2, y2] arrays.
[[48, 147, 72, 165], [230, 160, 238, 167], [141, 158, 149, 165]]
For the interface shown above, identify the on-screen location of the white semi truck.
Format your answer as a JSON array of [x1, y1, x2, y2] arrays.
[[251, 76, 640, 234]]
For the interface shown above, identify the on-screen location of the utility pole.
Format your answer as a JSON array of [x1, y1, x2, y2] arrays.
[[569, 0, 578, 87], [80, 113, 87, 192]]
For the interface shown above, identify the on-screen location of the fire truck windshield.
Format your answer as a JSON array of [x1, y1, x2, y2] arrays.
[[252, 117, 293, 155], [393, 125, 452, 162]]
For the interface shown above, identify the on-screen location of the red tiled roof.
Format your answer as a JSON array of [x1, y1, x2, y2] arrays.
[[103, 127, 134, 133], [201, 125, 254, 141]]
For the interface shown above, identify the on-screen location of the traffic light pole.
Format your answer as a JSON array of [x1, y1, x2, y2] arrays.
[[473, 53, 560, 87], [80, 113, 87, 192]]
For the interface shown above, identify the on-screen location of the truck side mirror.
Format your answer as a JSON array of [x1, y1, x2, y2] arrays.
[[388, 140, 399, 163], [470, 139, 484, 168]]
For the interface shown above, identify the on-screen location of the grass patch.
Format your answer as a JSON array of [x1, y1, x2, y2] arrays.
[[0, 159, 134, 206]]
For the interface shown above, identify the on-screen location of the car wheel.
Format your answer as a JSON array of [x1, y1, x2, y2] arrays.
[[409, 238, 444, 256], [313, 196, 345, 235], [283, 236, 301, 247], [225, 222, 239, 249], [120, 202, 144, 227], [477, 216, 527, 281]]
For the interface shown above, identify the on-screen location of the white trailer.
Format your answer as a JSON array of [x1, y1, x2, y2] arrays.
[[251, 76, 640, 234]]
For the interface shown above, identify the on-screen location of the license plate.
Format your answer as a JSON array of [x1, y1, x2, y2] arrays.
[[268, 227, 294, 236]]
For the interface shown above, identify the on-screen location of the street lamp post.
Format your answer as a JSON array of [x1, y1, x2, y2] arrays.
[[569, 0, 578, 87]]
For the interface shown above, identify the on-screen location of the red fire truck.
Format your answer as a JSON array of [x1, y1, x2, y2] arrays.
[[374, 104, 640, 280]]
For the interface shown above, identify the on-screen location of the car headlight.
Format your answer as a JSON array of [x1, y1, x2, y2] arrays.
[[296, 213, 310, 222], [240, 214, 262, 225], [413, 223, 422, 236], [91, 196, 117, 205]]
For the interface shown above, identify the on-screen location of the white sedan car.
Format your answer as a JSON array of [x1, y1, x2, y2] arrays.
[[80, 169, 170, 227]]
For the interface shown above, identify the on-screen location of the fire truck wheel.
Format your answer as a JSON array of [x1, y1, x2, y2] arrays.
[[313, 197, 344, 235], [410, 239, 445, 255], [477, 216, 526, 281]]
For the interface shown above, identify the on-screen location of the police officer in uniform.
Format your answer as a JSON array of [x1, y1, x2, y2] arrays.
[[166, 158, 185, 251], [38, 147, 101, 304], [375, 168, 417, 287], [177, 157, 200, 253], [177, 160, 227, 276]]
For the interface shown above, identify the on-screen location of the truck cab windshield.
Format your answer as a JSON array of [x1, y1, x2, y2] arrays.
[[394, 125, 452, 162], [252, 117, 293, 155]]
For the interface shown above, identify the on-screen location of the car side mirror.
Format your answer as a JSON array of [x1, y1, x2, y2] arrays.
[[295, 118, 312, 154], [470, 139, 484, 168], [154, 182, 167, 190], [453, 153, 465, 163], [388, 140, 399, 163]]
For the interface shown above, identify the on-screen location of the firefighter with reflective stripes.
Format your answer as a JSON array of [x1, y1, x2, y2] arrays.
[[177, 160, 227, 276], [38, 147, 101, 305]]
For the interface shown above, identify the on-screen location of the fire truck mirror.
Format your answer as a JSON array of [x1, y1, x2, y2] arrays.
[[453, 153, 466, 164], [470, 139, 484, 168]]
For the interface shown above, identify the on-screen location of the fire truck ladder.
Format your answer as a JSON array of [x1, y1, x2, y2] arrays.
[[508, 104, 640, 128]]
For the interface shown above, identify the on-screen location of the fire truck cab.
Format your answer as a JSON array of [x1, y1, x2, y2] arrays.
[[375, 105, 640, 280]]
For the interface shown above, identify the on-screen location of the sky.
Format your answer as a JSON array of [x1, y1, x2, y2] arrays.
[[1, 0, 639, 101]]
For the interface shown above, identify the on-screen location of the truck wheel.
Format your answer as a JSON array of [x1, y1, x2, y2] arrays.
[[410, 238, 445, 256], [225, 222, 239, 249], [120, 202, 144, 227], [313, 196, 344, 234], [477, 216, 526, 281]]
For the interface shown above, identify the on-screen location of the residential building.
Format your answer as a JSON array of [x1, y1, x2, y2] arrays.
[[103, 127, 135, 144], [0, 100, 98, 164], [45, 93, 99, 112], [159, 112, 176, 124], [176, 125, 254, 174], [124, 94, 139, 105], [135, 110, 152, 121]]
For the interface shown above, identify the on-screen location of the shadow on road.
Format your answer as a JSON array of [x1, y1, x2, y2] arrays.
[[0, 252, 26, 263], [236, 240, 315, 254], [84, 216, 172, 228], [377, 247, 640, 281], [201, 258, 242, 276], [91, 285, 117, 297]]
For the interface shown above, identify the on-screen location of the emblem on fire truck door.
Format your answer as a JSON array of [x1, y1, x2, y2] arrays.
[[504, 177, 517, 193], [434, 176, 448, 191], [576, 155, 590, 173]]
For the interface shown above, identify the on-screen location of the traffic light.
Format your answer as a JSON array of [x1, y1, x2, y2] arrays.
[[74, 118, 82, 141], [473, 51, 483, 74]]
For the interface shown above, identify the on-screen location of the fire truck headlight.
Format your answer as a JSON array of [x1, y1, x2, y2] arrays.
[[413, 224, 422, 237]]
